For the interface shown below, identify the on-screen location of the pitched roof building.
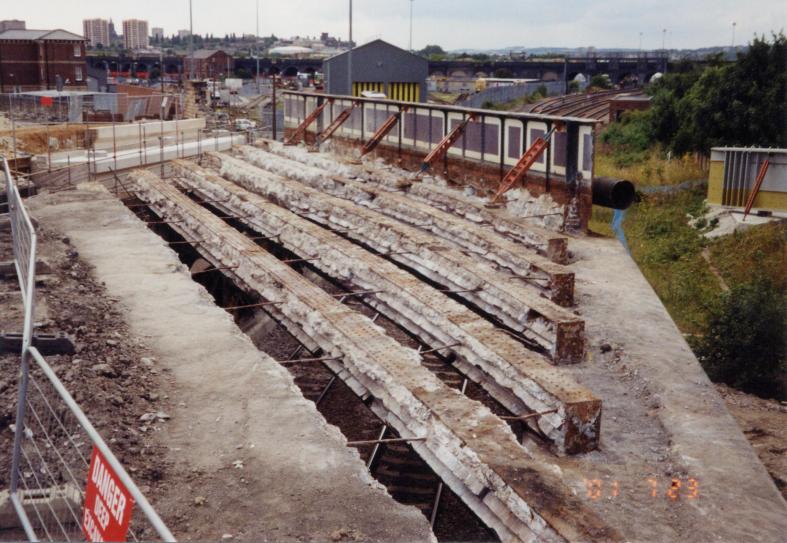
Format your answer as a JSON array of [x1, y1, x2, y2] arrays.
[[0, 26, 86, 91], [323, 39, 427, 102], [184, 49, 233, 80]]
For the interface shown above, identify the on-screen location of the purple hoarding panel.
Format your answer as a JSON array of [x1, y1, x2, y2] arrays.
[[553, 131, 567, 167], [465, 121, 482, 153], [484, 123, 499, 155], [508, 125, 521, 159], [529, 128, 546, 165], [449, 118, 465, 150], [404, 111, 416, 140], [415, 113, 430, 143], [430, 116, 444, 144]]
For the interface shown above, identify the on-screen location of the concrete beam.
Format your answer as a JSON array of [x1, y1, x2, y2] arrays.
[[128, 168, 620, 543], [171, 159, 600, 454], [256, 140, 569, 264], [209, 151, 585, 366], [234, 144, 575, 306]]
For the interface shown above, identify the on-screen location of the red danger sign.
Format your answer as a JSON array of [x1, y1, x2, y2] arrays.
[[82, 446, 135, 542]]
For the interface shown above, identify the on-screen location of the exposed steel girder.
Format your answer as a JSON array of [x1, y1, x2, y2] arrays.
[[743, 159, 770, 220], [490, 124, 560, 204], [317, 102, 361, 144], [419, 113, 477, 173], [285, 98, 334, 145], [360, 107, 408, 158]]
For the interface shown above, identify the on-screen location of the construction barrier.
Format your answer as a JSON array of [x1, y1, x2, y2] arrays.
[[2, 157, 175, 542]]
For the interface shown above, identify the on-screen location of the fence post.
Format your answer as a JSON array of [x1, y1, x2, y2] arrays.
[[5, 158, 38, 541]]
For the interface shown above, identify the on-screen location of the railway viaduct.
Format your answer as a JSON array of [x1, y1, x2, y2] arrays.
[[87, 54, 669, 84]]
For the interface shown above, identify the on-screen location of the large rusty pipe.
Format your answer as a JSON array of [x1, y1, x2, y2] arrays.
[[592, 176, 636, 209]]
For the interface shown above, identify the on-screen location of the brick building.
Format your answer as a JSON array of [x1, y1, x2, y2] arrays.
[[184, 49, 233, 79], [0, 26, 86, 91], [122, 19, 149, 50], [83, 19, 110, 48]]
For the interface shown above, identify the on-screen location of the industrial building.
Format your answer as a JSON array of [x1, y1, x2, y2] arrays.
[[707, 147, 787, 215], [122, 19, 149, 50], [323, 39, 427, 102], [0, 22, 86, 91]]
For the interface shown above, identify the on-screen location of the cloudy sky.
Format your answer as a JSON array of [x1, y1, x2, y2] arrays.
[[3, 0, 785, 50]]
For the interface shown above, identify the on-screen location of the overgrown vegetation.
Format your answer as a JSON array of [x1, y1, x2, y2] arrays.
[[594, 34, 787, 399], [608, 187, 787, 399], [594, 149, 707, 186], [601, 33, 786, 157], [691, 278, 785, 398], [624, 187, 719, 333]]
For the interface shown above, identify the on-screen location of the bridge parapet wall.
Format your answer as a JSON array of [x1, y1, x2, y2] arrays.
[[283, 90, 597, 233]]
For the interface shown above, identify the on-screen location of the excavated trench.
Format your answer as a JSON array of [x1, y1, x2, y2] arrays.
[[120, 191, 501, 541]]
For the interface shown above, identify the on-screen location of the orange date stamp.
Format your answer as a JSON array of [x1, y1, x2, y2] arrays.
[[583, 477, 699, 500]]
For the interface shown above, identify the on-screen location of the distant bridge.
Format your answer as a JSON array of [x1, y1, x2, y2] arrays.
[[427, 56, 668, 84], [87, 54, 669, 85]]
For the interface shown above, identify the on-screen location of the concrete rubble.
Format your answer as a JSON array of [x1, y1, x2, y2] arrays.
[[127, 168, 620, 543], [170, 159, 601, 454], [233, 144, 576, 306], [259, 140, 569, 263], [209, 151, 584, 365]]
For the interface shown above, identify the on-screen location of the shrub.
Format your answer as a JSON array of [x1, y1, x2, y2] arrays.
[[692, 278, 786, 399]]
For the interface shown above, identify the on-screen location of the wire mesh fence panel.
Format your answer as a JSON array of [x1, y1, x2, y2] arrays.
[[4, 159, 36, 310], [3, 158, 174, 542], [12, 357, 168, 542]]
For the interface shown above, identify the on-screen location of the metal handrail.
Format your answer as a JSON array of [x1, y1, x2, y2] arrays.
[[283, 89, 599, 124], [22, 347, 176, 542], [3, 157, 175, 542]]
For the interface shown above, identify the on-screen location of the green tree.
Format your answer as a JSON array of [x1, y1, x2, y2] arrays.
[[589, 74, 612, 89], [647, 33, 786, 153], [693, 278, 786, 399], [418, 44, 446, 59]]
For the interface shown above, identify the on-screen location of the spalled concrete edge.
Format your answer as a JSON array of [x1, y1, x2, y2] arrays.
[[212, 150, 585, 365], [256, 139, 570, 264], [234, 144, 576, 307], [26, 184, 436, 543], [128, 170, 621, 542], [406, 181, 570, 264], [171, 159, 601, 454]]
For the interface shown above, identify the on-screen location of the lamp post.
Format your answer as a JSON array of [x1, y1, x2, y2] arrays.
[[409, 0, 414, 52], [347, 0, 353, 97], [256, 0, 261, 92], [638, 32, 643, 53], [9, 73, 16, 161], [731, 21, 737, 55], [188, 0, 195, 80]]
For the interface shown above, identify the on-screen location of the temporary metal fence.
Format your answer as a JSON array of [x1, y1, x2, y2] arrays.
[[2, 157, 175, 542], [0, 92, 183, 125]]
